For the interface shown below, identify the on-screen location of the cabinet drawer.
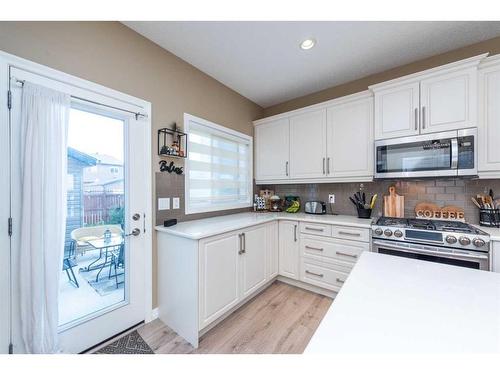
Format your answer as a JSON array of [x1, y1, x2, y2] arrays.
[[332, 225, 370, 242], [299, 222, 332, 237], [300, 258, 350, 292], [300, 236, 369, 265]]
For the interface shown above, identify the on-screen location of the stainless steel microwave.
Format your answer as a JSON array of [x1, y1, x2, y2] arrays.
[[374, 128, 477, 179]]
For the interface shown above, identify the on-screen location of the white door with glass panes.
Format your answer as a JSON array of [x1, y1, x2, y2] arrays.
[[254, 119, 290, 181], [5, 54, 151, 354], [289, 109, 327, 179]]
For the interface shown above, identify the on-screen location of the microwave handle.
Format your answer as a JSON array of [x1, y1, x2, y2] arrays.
[[451, 138, 458, 169]]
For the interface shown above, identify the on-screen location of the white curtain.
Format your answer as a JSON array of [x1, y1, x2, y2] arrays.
[[19, 82, 70, 354]]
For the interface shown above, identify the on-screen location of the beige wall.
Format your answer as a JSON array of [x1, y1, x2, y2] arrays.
[[0, 21, 263, 308], [263, 35, 500, 117]]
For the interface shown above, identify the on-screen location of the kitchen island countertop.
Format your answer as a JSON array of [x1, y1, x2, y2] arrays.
[[306, 251, 500, 353]]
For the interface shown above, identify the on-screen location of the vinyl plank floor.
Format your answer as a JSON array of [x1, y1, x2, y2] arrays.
[[136, 281, 333, 354]]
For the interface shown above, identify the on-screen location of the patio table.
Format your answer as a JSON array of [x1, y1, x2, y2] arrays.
[[80, 235, 124, 282]]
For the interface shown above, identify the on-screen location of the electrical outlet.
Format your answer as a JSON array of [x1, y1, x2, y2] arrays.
[[328, 194, 335, 204], [173, 197, 180, 209], [158, 197, 170, 210]]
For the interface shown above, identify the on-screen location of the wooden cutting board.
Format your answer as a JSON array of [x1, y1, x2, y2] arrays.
[[384, 186, 404, 218]]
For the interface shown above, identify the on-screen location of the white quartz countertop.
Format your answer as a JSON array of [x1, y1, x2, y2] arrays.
[[306, 251, 500, 353], [155, 212, 373, 240]]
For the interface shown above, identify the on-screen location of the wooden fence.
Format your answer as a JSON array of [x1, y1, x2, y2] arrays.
[[83, 192, 124, 226]]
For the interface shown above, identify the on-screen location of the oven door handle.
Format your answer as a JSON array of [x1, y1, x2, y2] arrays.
[[372, 240, 489, 260], [451, 138, 459, 170]]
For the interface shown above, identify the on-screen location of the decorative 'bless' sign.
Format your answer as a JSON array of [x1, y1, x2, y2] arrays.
[[159, 160, 183, 175]]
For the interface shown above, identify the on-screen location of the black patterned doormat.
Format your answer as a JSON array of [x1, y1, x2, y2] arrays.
[[94, 330, 154, 354]]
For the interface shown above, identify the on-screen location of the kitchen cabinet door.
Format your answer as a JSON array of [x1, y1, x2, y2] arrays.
[[326, 96, 373, 178], [420, 69, 476, 134], [492, 242, 500, 273], [240, 225, 268, 298], [278, 220, 299, 280], [199, 232, 240, 328], [255, 119, 290, 181], [267, 221, 279, 279], [374, 82, 420, 140], [289, 109, 327, 179], [478, 62, 500, 176]]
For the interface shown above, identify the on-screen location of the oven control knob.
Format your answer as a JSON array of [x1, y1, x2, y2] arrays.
[[473, 238, 486, 248], [384, 229, 393, 237], [445, 235, 457, 244], [459, 236, 471, 246], [394, 230, 403, 238], [374, 228, 383, 236]]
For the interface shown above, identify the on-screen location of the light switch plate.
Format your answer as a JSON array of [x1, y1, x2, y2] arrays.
[[158, 197, 170, 210], [173, 197, 180, 209], [328, 194, 335, 204]]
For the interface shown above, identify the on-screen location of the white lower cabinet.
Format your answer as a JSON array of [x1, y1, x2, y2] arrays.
[[199, 233, 240, 328], [267, 221, 279, 279], [300, 257, 351, 292], [240, 225, 268, 299], [278, 220, 299, 280]]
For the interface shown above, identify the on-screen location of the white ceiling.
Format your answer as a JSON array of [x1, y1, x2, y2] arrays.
[[123, 21, 500, 107]]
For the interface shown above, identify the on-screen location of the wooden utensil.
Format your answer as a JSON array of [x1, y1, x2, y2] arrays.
[[384, 186, 404, 218]]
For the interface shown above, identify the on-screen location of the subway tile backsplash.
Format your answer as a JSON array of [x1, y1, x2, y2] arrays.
[[258, 178, 500, 225]]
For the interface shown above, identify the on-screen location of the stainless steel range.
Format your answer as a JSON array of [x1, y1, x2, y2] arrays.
[[372, 217, 491, 270]]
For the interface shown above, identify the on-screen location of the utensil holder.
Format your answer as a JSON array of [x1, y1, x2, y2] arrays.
[[357, 207, 372, 219], [479, 208, 500, 227]]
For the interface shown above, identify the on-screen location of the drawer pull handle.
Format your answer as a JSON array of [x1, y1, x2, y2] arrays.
[[306, 270, 324, 277], [305, 245, 324, 251], [305, 227, 324, 231], [338, 231, 361, 236], [336, 278, 345, 284], [336, 251, 358, 258]]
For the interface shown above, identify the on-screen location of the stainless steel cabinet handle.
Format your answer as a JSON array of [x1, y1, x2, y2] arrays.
[[414, 108, 418, 130], [306, 270, 324, 278], [294, 225, 297, 242], [305, 245, 324, 251], [322, 158, 326, 174], [305, 226, 324, 231], [336, 278, 345, 284], [285, 161, 289, 176], [338, 231, 360, 236], [238, 233, 245, 255], [336, 251, 358, 258], [327, 157, 330, 175], [422, 106, 426, 129], [242, 233, 246, 253]]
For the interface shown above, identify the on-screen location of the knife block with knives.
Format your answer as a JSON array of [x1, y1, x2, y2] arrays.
[[384, 186, 404, 218]]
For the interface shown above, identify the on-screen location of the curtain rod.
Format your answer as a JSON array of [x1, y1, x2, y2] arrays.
[[14, 78, 148, 120]]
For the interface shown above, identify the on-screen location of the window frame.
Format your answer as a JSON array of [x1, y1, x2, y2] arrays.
[[184, 113, 253, 215]]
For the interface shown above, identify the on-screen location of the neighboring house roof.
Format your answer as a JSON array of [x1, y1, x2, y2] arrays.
[[68, 147, 97, 166], [89, 153, 123, 166], [84, 178, 124, 187]]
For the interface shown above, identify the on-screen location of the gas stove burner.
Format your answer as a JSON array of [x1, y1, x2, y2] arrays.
[[407, 219, 436, 230]]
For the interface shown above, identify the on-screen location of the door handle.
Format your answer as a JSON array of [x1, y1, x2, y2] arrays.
[[451, 138, 458, 169], [285, 161, 289, 176], [336, 278, 345, 284], [132, 213, 141, 221], [294, 225, 297, 242], [414, 108, 418, 130], [335, 251, 358, 258], [422, 106, 426, 129], [125, 228, 141, 237], [305, 270, 324, 278], [327, 157, 330, 174], [305, 245, 324, 251], [238, 233, 245, 254], [322, 157, 326, 175]]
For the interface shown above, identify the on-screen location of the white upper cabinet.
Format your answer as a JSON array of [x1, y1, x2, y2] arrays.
[[374, 82, 420, 140], [420, 69, 476, 133], [478, 56, 500, 177], [254, 118, 289, 181], [289, 109, 327, 179], [371, 54, 486, 140], [327, 94, 373, 178]]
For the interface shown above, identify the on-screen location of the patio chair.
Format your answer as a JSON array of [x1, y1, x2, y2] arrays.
[[71, 225, 124, 256], [63, 244, 79, 288], [108, 243, 125, 288]]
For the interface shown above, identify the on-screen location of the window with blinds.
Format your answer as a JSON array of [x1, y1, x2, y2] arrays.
[[185, 114, 253, 214]]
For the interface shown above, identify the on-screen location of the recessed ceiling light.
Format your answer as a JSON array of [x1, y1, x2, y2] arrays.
[[300, 38, 316, 50]]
